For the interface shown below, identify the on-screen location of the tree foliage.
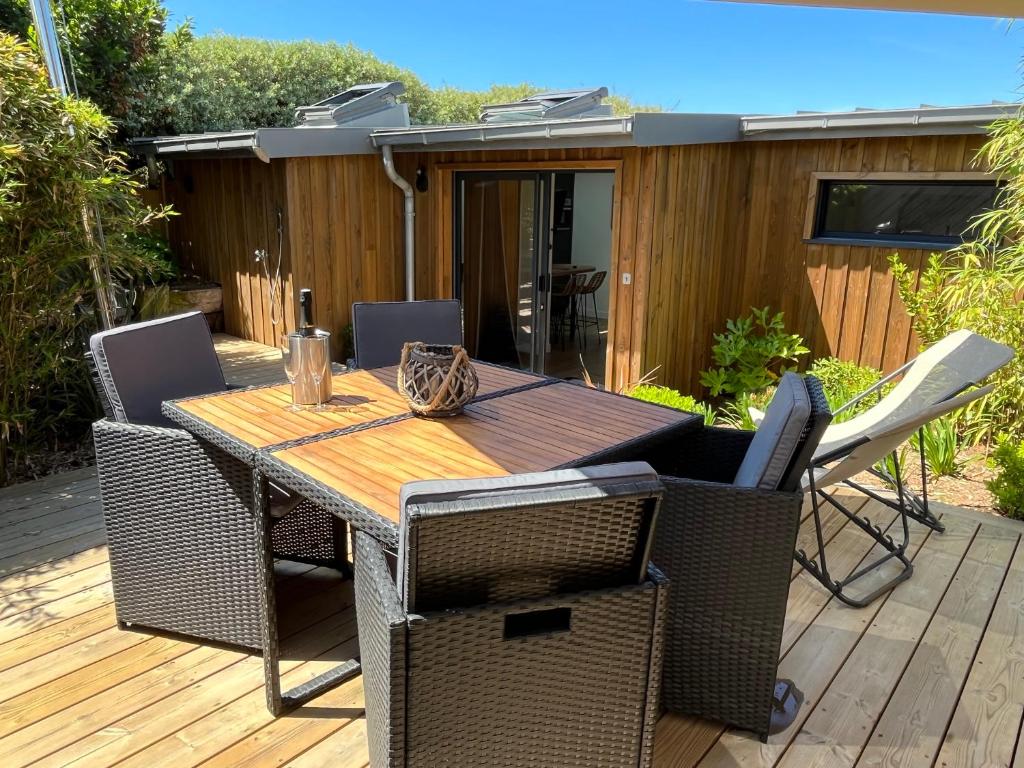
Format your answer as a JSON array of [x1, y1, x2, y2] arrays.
[[140, 32, 658, 136], [0, 33, 171, 482], [0, 2, 658, 137], [0, 0, 170, 138]]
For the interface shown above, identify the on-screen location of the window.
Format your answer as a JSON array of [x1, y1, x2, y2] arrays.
[[810, 178, 998, 248]]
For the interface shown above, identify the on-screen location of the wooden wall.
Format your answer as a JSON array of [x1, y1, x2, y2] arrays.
[[640, 134, 988, 393], [163, 158, 290, 346], [397, 136, 987, 393], [161, 133, 986, 394], [163, 155, 404, 357]]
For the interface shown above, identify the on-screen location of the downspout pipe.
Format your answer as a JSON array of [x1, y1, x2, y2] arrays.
[[381, 145, 415, 300]]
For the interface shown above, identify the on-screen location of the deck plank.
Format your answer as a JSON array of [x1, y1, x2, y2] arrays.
[[698, 501, 942, 768], [854, 523, 1019, 768], [933, 533, 1024, 768], [774, 513, 979, 768]]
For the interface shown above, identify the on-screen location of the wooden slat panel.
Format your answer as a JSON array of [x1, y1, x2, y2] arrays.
[[271, 382, 694, 523], [161, 133, 988, 397], [171, 363, 545, 452]]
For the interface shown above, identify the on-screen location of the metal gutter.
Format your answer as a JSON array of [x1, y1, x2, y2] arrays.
[[370, 115, 635, 148], [381, 145, 416, 301], [129, 125, 381, 160], [129, 131, 261, 158], [741, 104, 1017, 140]]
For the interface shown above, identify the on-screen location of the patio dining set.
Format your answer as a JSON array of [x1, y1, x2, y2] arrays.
[[87, 300, 1013, 768]]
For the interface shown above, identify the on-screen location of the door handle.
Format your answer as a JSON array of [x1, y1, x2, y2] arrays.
[[538, 274, 548, 293]]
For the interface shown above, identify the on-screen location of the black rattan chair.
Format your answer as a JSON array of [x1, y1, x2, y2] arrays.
[[351, 300, 463, 369], [641, 373, 831, 740], [90, 312, 346, 650], [355, 462, 669, 768]]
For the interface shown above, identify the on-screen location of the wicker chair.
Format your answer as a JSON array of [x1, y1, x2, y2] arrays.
[[90, 312, 346, 650], [351, 300, 463, 369], [640, 373, 831, 741], [354, 462, 669, 768]]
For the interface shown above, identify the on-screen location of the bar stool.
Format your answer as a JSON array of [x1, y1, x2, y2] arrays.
[[576, 271, 606, 351]]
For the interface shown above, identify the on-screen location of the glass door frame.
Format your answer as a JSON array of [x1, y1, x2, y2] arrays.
[[453, 170, 552, 373]]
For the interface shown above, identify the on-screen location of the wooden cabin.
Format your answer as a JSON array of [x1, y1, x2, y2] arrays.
[[133, 85, 1007, 393]]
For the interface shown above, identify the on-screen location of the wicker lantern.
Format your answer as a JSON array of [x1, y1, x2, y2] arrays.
[[398, 342, 479, 417]]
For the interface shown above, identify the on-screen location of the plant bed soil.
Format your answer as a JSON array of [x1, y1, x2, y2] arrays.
[[3, 436, 95, 487], [850, 444, 998, 514]]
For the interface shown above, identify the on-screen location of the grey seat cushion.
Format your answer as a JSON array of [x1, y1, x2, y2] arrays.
[[89, 311, 227, 428], [351, 300, 463, 369], [734, 373, 812, 491], [398, 462, 662, 611]]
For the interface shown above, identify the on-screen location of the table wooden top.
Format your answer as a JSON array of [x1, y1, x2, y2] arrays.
[[551, 263, 596, 276], [165, 362, 544, 453], [267, 381, 698, 525]]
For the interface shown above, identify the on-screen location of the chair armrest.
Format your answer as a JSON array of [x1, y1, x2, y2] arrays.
[[353, 530, 407, 768], [642, 426, 754, 484], [92, 418, 254, 514]]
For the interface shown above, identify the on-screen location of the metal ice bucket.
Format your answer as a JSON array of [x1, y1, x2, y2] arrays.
[[286, 330, 332, 406]]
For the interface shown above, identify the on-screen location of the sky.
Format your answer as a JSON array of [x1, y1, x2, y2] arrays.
[[161, 0, 1023, 116]]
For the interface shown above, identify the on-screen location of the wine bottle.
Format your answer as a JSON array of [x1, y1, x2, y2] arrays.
[[298, 289, 315, 337]]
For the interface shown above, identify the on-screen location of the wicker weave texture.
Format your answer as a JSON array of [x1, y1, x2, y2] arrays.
[[398, 343, 479, 417], [269, 500, 347, 567], [354, 532, 407, 768], [404, 486, 659, 612], [94, 419, 265, 649], [652, 475, 802, 739], [403, 582, 663, 768], [94, 419, 346, 650]]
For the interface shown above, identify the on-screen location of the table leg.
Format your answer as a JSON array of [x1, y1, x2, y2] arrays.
[[254, 469, 283, 715], [254, 469, 362, 716]]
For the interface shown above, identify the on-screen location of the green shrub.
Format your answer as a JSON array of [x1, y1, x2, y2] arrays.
[[629, 385, 716, 426], [989, 436, 1024, 519], [807, 357, 883, 423], [699, 307, 809, 398], [910, 416, 964, 478], [137, 33, 659, 136], [718, 387, 776, 431], [0, 34, 171, 483], [875, 447, 910, 489], [892, 251, 1023, 444]]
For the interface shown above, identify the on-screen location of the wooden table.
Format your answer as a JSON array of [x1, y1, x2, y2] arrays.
[[164, 363, 699, 716], [164, 362, 543, 461], [261, 381, 696, 543], [551, 263, 595, 276]]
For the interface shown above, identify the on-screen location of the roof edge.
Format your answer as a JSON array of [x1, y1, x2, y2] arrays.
[[741, 104, 1018, 140]]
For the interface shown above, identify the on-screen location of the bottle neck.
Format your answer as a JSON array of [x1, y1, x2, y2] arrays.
[[298, 290, 315, 336]]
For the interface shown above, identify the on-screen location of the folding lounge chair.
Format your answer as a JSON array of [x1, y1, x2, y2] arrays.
[[799, 383, 994, 608], [816, 329, 1013, 533], [350, 300, 463, 369]]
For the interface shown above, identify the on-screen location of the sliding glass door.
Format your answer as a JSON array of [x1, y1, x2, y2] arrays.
[[454, 172, 550, 372]]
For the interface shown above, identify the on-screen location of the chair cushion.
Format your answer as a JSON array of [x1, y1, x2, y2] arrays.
[[351, 300, 463, 369], [89, 312, 227, 427], [733, 373, 811, 491]]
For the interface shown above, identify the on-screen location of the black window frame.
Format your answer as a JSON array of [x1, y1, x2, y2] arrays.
[[809, 178, 999, 250]]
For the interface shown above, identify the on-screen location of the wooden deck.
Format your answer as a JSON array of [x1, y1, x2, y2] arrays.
[[0, 336, 1021, 767]]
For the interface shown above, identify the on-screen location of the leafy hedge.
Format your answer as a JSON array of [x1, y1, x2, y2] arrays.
[[0, 4, 659, 137]]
